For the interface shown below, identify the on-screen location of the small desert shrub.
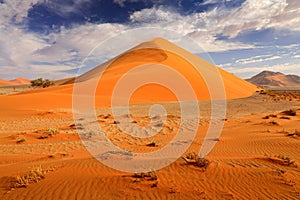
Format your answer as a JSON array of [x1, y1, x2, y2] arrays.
[[263, 114, 277, 119], [275, 155, 295, 166], [269, 120, 279, 125], [133, 171, 158, 180], [281, 109, 297, 116], [154, 121, 164, 127], [287, 129, 300, 137], [38, 135, 49, 139], [184, 152, 197, 160], [16, 137, 26, 143], [195, 157, 211, 170], [146, 141, 158, 147], [132, 171, 158, 188], [14, 166, 48, 188], [259, 90, 267, 94], [183, 152, 211, 171], [48, 128, 58, 136], [69, 123, 83, 130], [280, 116, 291, 120]]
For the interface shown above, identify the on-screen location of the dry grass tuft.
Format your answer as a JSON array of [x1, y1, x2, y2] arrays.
[[182, 152, 211, 171], [146, 141, 158, 147], [195, 157, 211, 170], [16, 137, 26, 144], [281, 109, 297, 116], [269, 120, 279, 125], [132, 171, 158, 188], [133, 171, 158, 181], [14, 166, 52, 188], [275, 155, 296, 166], [287, 129, 300, 137], [264, 154, 297, 167], [280, 116, 291, 120]]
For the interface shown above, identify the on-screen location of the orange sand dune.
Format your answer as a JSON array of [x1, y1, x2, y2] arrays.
[[0, 78, 30, 86], [10, 78, 31, 85], [0, 38, 257, 110], [0, 79, 13, 86]]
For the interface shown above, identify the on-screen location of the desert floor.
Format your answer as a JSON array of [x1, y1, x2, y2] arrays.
[[0, 91, 300, 199]]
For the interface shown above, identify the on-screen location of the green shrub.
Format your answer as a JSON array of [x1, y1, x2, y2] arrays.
[[31, 78, 54, 88]]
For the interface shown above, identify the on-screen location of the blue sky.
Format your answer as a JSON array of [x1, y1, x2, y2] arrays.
[[0, 0, 299, 80]]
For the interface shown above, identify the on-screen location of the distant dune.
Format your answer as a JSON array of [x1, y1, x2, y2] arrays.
[[0, 78, 30, 86], [0, 38, 257, 110], [246, 71, 300, 88]]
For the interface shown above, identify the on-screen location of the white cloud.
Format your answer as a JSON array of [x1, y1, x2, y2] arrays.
[[131, 0, 299, 39], [0, 0, 40, 24], [37, 0, 91, 17], [127, 0, 300, 50], [235, 55, 281, 65], [279, 44, 300, 49], [34, 23, 126, 62], [0, 0, 47, 68], [130, 6, 255, 52], [199, 0, 221, 6], [294, 55, 300, 58]]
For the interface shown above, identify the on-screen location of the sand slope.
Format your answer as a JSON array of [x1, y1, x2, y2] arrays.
[[0, 38, 257, 110], [0, 78, 30, 86]]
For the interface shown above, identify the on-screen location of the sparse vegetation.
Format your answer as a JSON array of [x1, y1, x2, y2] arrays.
[[195, 157, 211, 170], [48, 128, 58, 136], [38, 135, 49, 139], [295, 130, 300, 136], [269, 120, 279, 125], [133, 171, 158, 180], [37, 128, 59, 139], [31, 78, 54, 88], [259, 90, 268, 95], [132, 171, 158, 188], [269, 114, 277, 118], [281, 109, 297, 116], [69, 123, 84, 130], [16, 137, 26, 143], [264, 154, 297, 167], [146, 141, 158, 147], [14, 166, 51, 188], [287, 129, 300, 137], [184, 152, 197, 160], [275, 155, 296, 166], [263, 114, 277, 119], [280, 116, 291, 120], [182, 152, 211, 171], [113, 120, 120, 124]]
